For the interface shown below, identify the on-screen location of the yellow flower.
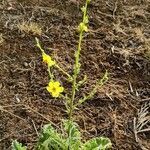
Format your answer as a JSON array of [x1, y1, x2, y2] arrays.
[[42, 53, 55, 67], [46, 80, 64, 97]]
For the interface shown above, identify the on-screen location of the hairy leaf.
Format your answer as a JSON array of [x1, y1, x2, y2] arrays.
[[63, 120, 81, 150], [12, 140, 27, 150], [83, 137, 112, 150], [36, 124, 67, 150]]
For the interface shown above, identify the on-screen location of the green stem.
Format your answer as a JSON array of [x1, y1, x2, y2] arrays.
[[35, 37, 44, 53], [69, 32, 83, 120], [75, 71, 108, 107], [83, 1, 88, 22], [55, 64, 72, 81], [69, 0, 89, 121], [47, 66, 53, 80]]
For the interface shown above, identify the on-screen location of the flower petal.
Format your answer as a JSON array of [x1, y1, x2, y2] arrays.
[[52, 91, 59, 97], [48, 59, 55, 67], [48, 80, 54, 87], [58, 87, 64, 93], [46, 86, 52, 93], [53, 81, 60, 87], [42, 53, 55, 67], [43, 53, 51, 62]]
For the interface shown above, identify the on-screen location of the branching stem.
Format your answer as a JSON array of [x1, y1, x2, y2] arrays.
[[69, 0, 89, 121]]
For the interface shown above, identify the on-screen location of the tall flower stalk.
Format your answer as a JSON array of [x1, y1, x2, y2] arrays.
[[69, 0, 90, 120], [35, 0, 108, 122], [12, 1, 112, 149]]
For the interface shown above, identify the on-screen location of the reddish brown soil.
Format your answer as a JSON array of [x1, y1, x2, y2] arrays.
[[0, 0, 150, 149]]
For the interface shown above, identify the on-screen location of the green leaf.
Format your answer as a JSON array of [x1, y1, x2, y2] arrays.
[[83, 137, 112, 150], [36, 124, 67, 150], [98, 70, 108, 86], [77, 75, 87, 87], [12, 140, 27, 150], [63, 120, 81, 150], [81, 6, 86, 13]]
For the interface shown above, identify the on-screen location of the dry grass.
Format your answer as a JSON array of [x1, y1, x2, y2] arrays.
[[133, 28, 150, 57], [0, 33, 4, 45], [18, 21, 42, 36], [134, 28, 145, 42], [134, 103, 150, 150]]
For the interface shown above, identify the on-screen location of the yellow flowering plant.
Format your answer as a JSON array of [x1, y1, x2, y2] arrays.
[[12, 0, 112, 149], [35, 0, 108, 120]]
